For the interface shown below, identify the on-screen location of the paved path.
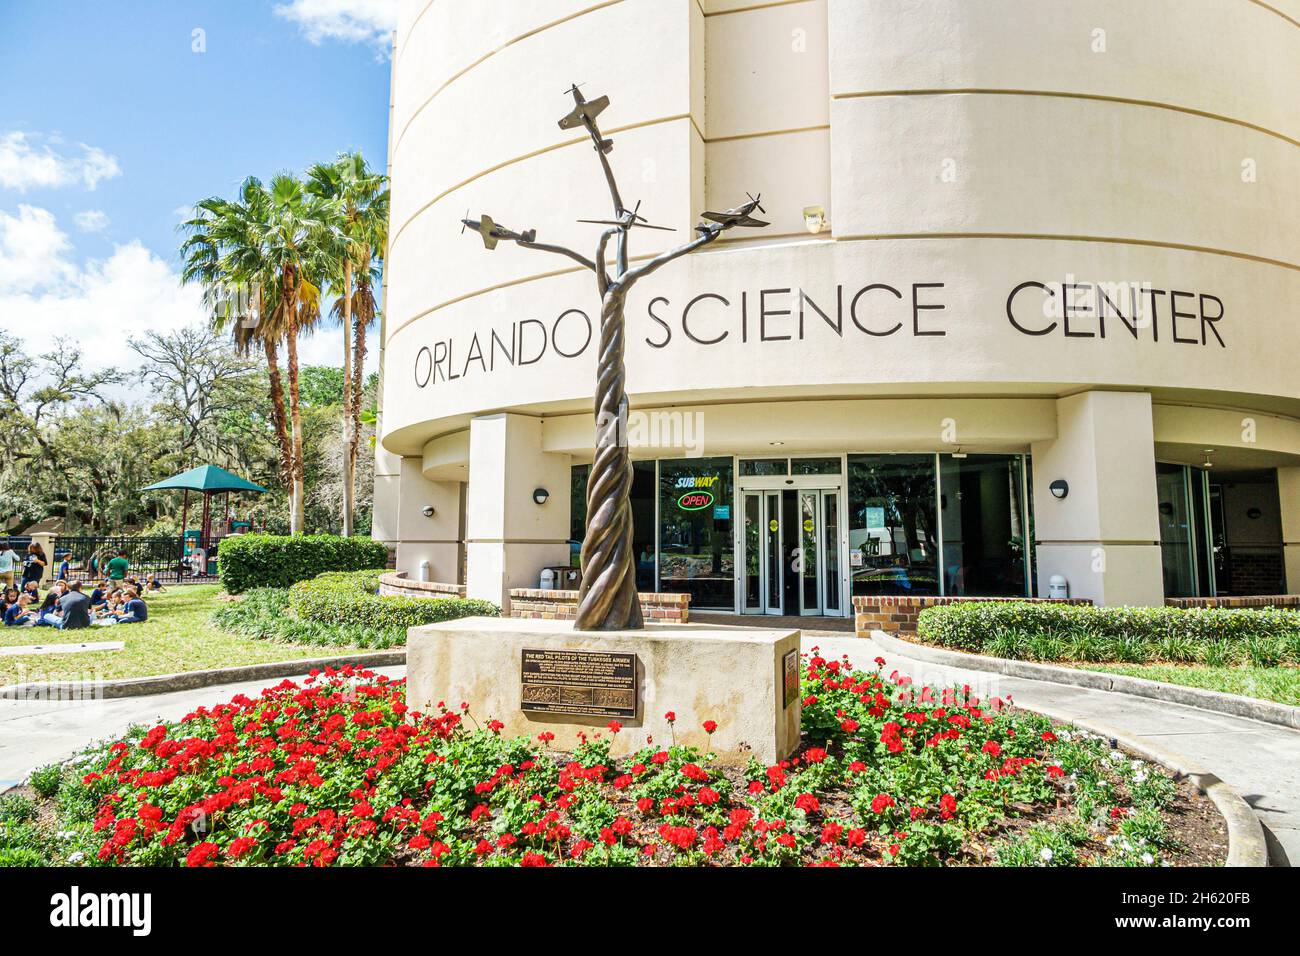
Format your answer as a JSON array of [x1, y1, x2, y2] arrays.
[[3, 636, 1296, 865], [811, 634, 1300, 867]]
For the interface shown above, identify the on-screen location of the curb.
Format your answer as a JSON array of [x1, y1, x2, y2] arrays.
[[1013, 701, 1269, 868], [870, 629, 1300, 732], [0, 650, 407, 701]]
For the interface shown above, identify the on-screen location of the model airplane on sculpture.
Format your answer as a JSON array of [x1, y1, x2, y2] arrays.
[[459, 85, 767, 631], [558, 84, 614, 153], [578, 198, 676, 232], [700, 193, 769, 231], [461, 212, 533, 249]]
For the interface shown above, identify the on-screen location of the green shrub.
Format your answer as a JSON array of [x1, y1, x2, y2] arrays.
[[28, 764, 62, 799], [289, 570, 498, 630], [218, 534, 388, 594], [917, 601, 1300, 666], [213, 570, 498, 649]]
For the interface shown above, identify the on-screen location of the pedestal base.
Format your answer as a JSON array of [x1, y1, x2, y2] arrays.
[[406, 617, 802, 764]]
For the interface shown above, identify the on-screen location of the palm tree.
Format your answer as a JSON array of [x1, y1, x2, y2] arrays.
[[258, 173, 331, 534], [180, 181, 293, 506], [308, 152, 389, 536]]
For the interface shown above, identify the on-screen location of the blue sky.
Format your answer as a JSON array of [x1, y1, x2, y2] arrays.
[[0, 0, 396, 382]]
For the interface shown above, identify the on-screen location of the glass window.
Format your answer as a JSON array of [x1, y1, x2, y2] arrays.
[[847, 454, 939, 596], [791, 457, 842, 476], [939, 454, 1028, 597], [1157, 462, 1197, 598], [740, 458, 787, 477], [569, 464, 590, 569], [659, 457, 734, 608]]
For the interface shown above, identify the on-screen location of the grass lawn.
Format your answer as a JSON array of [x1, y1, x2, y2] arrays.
[[1072, 662, 1300, 708], [0, 585, 359, 686]]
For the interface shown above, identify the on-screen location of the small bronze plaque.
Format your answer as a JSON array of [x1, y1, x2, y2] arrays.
[[521, 649, 639, 719], [783, 649, 799, 708]]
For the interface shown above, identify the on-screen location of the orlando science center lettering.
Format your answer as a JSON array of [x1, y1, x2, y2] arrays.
[[412, 280, 1226, 388]]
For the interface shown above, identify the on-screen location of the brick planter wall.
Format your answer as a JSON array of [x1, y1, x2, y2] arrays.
[[509, 589, 691, 623], [378, 571, 466, 599], [1166, 595, 1300, 610], [853, 595, 1093, 638]]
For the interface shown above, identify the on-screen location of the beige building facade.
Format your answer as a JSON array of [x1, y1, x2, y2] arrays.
[[374, 0, 1300, 615]]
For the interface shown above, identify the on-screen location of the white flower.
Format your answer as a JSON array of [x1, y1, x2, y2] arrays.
[[68, 851, 84, 864], [1039, 847, 1054, 862], [1133, 772, 1148, 785], [1141, 852, 1155, 865]]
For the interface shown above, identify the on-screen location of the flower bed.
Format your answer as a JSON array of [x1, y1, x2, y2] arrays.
[[0, 653, 1226, 868]]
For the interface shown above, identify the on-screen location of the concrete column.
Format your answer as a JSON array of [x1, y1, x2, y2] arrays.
[[394, 456, 463, 585], [1031, 391, 1163, 606], [1277, 467, 1300, 593], [29, 532, 55, 586], [370, 443, 402, 554], [465, 414, 571, 612]]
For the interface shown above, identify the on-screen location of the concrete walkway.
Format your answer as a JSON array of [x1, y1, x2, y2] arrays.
[[811, 634, 1300, 867], [3, 636, 1296, 865]]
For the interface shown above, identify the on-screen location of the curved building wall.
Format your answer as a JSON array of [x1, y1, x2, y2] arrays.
[[376, 0, 1300, 611]]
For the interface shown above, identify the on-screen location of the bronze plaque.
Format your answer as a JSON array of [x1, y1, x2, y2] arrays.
[[520, 649, 639, 719], [783, 649, 799, 708]]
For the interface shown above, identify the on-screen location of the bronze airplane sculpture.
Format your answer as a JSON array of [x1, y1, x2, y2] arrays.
[[699, 193, 768, 231], [558, 84, 614, 154], [460, 85, 767, 630]]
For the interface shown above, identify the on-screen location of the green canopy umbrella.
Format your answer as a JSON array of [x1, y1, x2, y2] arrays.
[[142, 465, 267, 539]]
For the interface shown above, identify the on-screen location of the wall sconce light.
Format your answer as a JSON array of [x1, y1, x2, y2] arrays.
[[421, 505, 436, 517], [1049, 480, 1069, 500], [532, 488, 550, 505], [803, 205, 829, 235]]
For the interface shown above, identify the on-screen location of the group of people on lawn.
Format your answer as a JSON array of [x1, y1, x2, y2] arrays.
[[0, 541, 159, 630]]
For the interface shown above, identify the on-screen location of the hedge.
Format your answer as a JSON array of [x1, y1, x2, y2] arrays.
[[915, 601, 1300, 667], [218, 534, 389, 594], [289, 570, 498, 630]]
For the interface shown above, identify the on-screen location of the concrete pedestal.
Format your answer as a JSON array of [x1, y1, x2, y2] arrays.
[[406, 617, 802, 764]]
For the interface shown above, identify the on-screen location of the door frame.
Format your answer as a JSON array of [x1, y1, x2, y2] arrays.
[[733, 455, 848, 616]]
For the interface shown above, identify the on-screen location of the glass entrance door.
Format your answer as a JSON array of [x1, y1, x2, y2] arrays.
[[742, 491, 783, 614], [742, 487, 840, 616]]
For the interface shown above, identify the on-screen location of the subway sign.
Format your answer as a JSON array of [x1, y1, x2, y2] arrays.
[[675, 474, 719, 511]]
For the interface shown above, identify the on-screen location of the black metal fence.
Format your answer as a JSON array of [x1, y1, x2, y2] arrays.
[[49, 535, 223, 584]]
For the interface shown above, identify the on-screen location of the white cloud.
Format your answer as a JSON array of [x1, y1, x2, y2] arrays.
[[274, 0, 398, 47], [0, 132, 122, 193], [0, 205, 77, 291], [0, 207, 205, 384], [74, 209, 110, 233]]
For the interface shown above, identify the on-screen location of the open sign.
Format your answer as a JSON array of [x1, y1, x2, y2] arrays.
[[677, 491, 715, 511]]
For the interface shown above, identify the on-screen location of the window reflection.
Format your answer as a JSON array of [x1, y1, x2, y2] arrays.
[[939, 455, 1027, 597], [659, 457, 734, 608], [847, 455, 939, 596]]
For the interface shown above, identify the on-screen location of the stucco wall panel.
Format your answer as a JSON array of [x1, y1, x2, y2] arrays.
[[704, 0, 829, 140], [705, 128, 830, 238], [391, 0, 694, 230], [829, 0, 1300, 143], [830, 94, 1299, 266]]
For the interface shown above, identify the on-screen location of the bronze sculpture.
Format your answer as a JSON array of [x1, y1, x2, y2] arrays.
[[461, 85, 768, 630]]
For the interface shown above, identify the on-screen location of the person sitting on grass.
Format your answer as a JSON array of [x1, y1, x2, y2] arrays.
[[4, 593, 38, 627], [0, 586, 17, 614], [100, 587, 148, 625], [51, 581, 92, 630], [144, 573, 166, 593], [22, 580, 39, 602], [37, 580, 68, 624], [89, 579, 109, 608]]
